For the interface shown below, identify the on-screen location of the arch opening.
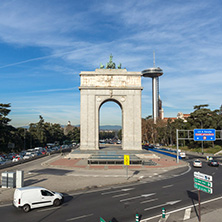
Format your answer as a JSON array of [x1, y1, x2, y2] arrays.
[[99, 100, 122, 150]]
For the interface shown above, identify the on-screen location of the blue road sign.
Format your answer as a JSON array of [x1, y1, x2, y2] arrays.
[[194, 129, 216, 141]]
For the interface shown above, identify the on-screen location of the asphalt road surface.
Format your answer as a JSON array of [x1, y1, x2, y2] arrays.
[[1, 153, 221, 222]]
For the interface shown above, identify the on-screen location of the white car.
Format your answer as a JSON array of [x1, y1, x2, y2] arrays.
[[23, 154, 32, 160], [13, 186, 63, 212], [12, 155, 23, 162], [193, 159, 202, 168]]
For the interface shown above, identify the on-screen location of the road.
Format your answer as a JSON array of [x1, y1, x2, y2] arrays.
[[0, 152, 222, 221]]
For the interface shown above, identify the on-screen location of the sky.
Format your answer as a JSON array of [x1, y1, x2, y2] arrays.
[[0, 0, 222, 127]]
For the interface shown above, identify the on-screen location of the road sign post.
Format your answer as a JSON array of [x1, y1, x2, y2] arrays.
[[124, 155, 130, 179], [194, 172, 213, 222]]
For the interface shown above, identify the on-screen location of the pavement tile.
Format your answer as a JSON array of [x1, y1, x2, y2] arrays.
[[108, 166, 123, 169]]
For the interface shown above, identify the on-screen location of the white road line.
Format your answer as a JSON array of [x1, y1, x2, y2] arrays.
[[66, 213, 93, 221], [173, 165, 191, 177], [162, 184, 173, 189], [0, 203, 11, 207], [112, 193, 129, 198], [141, 198, 158, 204], [140, 196, 222, 222], [37, 206, 61, 212], [183, 207, 191, 220], [120, 196, 142, 202], [158, 214, 169, 222], [144, 200, 181, 211], [120, 193, 156, 202], [67, 174, 126, 177], [102, 188, 134, 195]]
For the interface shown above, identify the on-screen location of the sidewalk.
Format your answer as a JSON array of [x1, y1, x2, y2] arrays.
[[186, 208, 222, 222]]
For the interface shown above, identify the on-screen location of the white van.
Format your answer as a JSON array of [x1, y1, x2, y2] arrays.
[[179, 152, 186, 159], [13, 186, 63, 212]]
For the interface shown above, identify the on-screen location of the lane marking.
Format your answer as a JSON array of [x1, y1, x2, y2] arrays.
[[141, 198, 158, 204], [102, 188, 134, 195], [37, 206, 61, 212], [120, 196, 142, 202], [158, 214, 169, 222], [183, 207, 191, 220], [173, 165, 191, 177], [144, 200, 181, 211], [0, 203, 11, 207], [67, 174, 128, 178], [162, 184, 174, 189], [120, 193, 156, 202], [141, 196, 222, 222], [66, 213, 93, 221], [113, 193, 129, 198], [122, 188, 135, 192]]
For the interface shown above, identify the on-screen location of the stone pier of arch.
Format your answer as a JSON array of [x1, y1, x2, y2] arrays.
[[79, 68, 143, 151]]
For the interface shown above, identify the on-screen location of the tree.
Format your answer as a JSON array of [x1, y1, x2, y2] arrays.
[[142, 116, 158, 144], [117, 129, 122, 140], [0, 103, 12, 152], [67, 127, 80, 143]]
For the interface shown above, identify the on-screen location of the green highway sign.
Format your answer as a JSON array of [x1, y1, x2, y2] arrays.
[[194, 183, 213, 194], [194, 177, 213, 188]]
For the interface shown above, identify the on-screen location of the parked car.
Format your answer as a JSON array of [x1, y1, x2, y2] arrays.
[[208, 160, 219, 167], [12, 155, 23, 162], [193, 159, 202, 168], [13, 186, 63, 212], [23, 154, 32, 160], [41, 150, 47, 155], [7, 153, 16, 160], [0, 156, 6, 165]]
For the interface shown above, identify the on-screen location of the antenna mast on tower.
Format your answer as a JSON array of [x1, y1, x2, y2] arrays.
[[153, 51, 155, 68]]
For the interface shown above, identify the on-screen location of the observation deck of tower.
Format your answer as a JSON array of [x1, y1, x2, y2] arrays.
[[142, 55, 163, 124]]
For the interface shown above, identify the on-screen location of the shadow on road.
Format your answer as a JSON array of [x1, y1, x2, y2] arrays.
[[29, 168, 73, 175], [24, 178, 48, 186], [62, 193, 73, 204], [187, 190, 199, 220]]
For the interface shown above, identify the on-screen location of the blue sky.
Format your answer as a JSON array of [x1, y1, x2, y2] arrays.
[[0, 0, 221, 127]]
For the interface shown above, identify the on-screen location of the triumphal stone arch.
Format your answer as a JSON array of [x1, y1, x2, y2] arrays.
[[79, 56, 143, 150]]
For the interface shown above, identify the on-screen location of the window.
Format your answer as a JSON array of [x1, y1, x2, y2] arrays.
[[41, 190, 53, 196]]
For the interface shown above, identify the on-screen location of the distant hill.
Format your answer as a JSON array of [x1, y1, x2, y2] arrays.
[[20, 124, 121, 131], [100, 125, 121, 130]]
